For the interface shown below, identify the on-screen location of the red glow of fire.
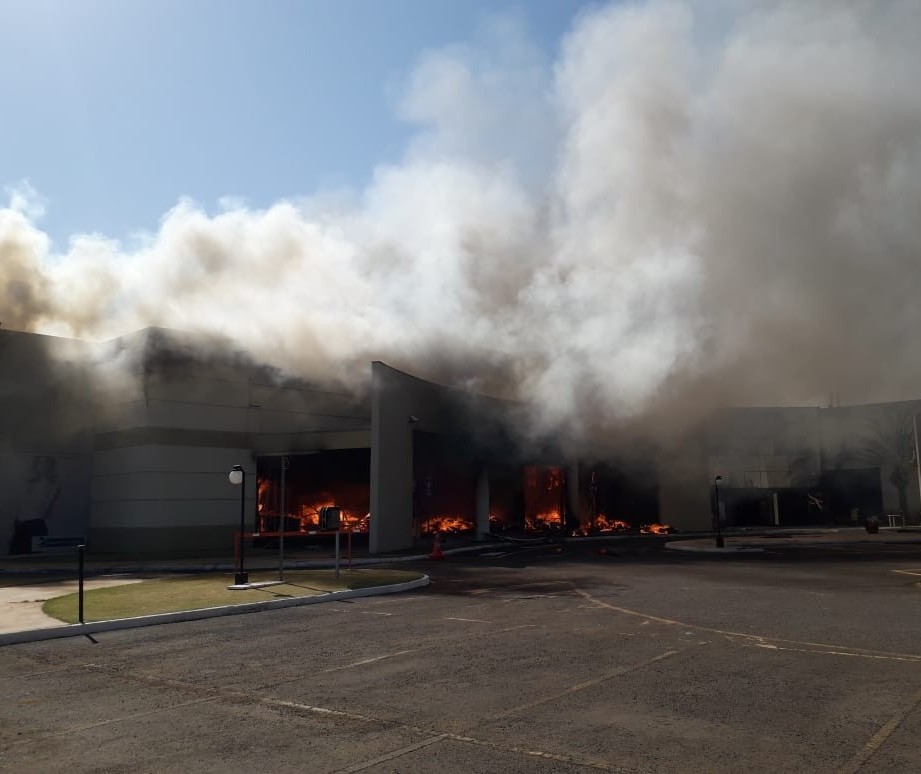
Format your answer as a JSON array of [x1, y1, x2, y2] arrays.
[[256, 478, 272, 513], [525, 465, 563, 491], [298, 499, 370, 532], [296, 499, 327, 529], [256, 493, 370, 534], [640, 522, 674, 534], [420, 515, 473, 534], [525, 510, 562, 531], [571, 514, 632, 536]]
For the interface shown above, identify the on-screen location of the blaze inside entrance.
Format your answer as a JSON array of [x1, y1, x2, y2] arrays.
[[524, 465, 567, 532], [489, 464, 669, 536], [256, 449, 370, 534], [412, 431, 477, 535], [487, 464, 570, 535]]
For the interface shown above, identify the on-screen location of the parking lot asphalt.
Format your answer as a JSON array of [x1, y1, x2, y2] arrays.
[[2, 541, 921, 773]]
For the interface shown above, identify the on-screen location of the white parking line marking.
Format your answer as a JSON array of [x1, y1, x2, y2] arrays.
[[43, 697, 216, 737], [753, 643, 921, 662], [271, 699, 618, 772], [488, 649, 684, 721], [337, 736, 446, 772], [575, 587, 921, 661], [320, 650, 416, 673], [445, 617, 491, 623], [839, 684, 921, 774]]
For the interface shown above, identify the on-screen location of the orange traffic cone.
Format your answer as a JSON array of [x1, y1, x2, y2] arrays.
[[429, 531, 445, 560]]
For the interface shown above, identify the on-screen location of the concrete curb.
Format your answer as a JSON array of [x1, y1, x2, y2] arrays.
[[0, 574, 430, 648], [0, 543, 504, 577], [665, 541, 764, 554]]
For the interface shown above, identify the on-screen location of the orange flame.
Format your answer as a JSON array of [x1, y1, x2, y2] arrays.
[[525, 510, 562, 531], [341, 511, 371, 532], [640, 522, 673, 535], [256, 494, 371, 534], [256, 478, 273, 513], [420, 515, 473, 534], [571, 514, 632, 536], [297, 498, 371, 532]]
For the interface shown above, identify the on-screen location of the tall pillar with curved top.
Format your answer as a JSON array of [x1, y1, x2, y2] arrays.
[[370, 363, 415, 554], [369, 361, 509, 553], [370, 361, 458, 553]]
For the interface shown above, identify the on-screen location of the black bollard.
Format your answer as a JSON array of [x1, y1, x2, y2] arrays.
[[78, 544, 85, 624]]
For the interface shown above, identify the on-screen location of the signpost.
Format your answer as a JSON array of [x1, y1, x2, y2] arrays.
[[320, 507, 342, 580]]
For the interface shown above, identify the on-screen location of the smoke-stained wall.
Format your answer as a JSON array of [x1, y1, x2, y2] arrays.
[[86, 328, 372, 553], [5, 325, 921, 555], [89, 446, 255, 553], [0, 330, 94, 551], [701, 402, 921, 526], [707, 408, 823, 490], [1, 453, 91, 553], [657, 440, 710, 532], [2, 327, 372, 554], [819, 401, 921, 521]]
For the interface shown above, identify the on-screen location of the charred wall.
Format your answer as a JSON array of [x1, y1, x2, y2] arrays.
[[0, 329, 94, 552]]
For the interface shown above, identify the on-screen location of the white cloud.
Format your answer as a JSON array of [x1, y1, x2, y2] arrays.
[[4, 180, 47, 221]]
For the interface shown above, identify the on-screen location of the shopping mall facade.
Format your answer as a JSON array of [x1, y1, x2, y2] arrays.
[[3, 327, 919, 555]]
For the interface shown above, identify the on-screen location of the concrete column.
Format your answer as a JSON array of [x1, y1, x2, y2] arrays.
[[369, 364, 414, 554], [566, 461, 580, 526], [657, 442, 711, 531], [475, 466, 490, 540]]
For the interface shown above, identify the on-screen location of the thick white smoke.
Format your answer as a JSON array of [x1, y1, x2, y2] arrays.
[[2, 1, 921, 439]]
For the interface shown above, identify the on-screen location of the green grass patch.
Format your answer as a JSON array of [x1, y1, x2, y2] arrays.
[[41, 568, 422, 624]]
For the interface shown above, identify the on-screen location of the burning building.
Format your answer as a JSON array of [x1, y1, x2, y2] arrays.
[[2, 326, 920, 556], [0, 327, 371, 554]]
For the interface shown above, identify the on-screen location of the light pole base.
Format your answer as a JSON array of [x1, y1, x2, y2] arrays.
[[234, 571, 249, 585], [716, 536, 725, 548]]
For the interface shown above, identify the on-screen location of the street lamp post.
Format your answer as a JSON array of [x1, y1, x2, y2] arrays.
[[714, 475, 724, 548], [229, 465, 248, 585]]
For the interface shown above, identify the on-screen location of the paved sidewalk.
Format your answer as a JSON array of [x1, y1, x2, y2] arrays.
[[0, 577, 144, 634], [666, 525, 921, 553]]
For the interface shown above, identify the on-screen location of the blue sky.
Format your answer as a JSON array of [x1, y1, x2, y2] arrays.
[[0, 0, 590, 248]]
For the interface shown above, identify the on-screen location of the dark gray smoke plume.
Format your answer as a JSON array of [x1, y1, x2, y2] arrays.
[[2, 1, 921, 441]]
